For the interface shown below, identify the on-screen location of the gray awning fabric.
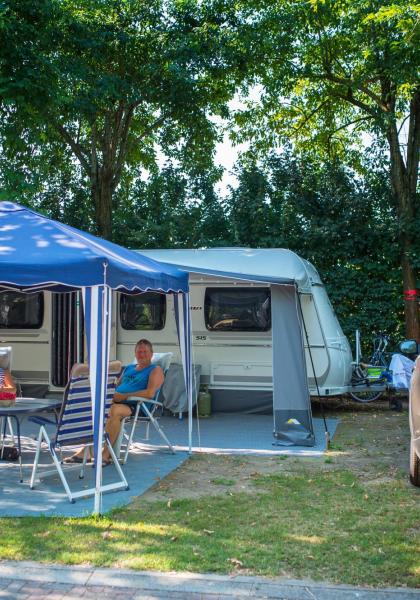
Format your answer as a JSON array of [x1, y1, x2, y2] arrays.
[[158, 264, 295, 286], [160, 364, 201, 413], [271, 285, 314, 446]]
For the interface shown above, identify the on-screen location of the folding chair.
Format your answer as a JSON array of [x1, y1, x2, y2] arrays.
[[117, 352, 174, 463], [30, 360, 129, 503]]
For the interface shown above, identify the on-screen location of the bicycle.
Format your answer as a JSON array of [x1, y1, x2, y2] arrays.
[[350, 332, 392, 403]]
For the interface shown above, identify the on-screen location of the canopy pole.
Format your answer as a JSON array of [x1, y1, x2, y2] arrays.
[[174, 292, 193, 453], [82, 284, 112, 515]]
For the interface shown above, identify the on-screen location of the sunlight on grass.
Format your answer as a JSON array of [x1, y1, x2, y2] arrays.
[[0, 469, 418, 587], [116, 555, 175, 570], [325, 450, 349, 456], [287, 534, 325, 544]]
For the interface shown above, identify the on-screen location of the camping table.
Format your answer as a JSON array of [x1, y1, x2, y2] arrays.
[[0, 398, 62, 482]]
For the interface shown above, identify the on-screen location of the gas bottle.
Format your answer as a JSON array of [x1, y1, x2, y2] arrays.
[[197, 385, 212, 417]]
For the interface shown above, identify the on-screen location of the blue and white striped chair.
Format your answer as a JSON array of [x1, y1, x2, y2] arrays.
[[30, 361, 128, 503]]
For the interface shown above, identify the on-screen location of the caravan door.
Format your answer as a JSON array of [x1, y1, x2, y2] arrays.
[[50, 292, 84, 389]]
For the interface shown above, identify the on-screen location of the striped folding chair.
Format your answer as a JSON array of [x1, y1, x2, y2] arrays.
[[30, 360, 128, 503]]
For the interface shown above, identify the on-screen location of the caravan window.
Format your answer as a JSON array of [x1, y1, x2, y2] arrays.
[[205, 288, 271, 332], [120, 292, 166, 330], [0, 291, 44, 329]]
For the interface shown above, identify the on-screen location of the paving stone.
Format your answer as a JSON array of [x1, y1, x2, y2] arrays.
[[81, 587, 106, 594], [56, 597, 87, 600], [45, 584, 75, 593], [16, 586, 45, 594], [252, 582, 313, 599], [0, 561, 418, 600], [308, 589, 420, 600], [133, 595, 178, 600], [65, 586, 87, 596]]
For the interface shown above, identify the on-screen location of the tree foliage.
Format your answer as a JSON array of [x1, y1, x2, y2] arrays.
[[112, 162, 232, 249], [0, 0, 239, 238], [235, 0, 420, 337], [0, 0, 417, 345], [226, 148, 404, 343]]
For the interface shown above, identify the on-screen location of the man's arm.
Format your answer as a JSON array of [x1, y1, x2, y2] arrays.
[[116, 367, 125, 388], [114, 366, 164, 402]]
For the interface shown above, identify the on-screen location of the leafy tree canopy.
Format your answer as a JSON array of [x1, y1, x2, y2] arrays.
[[234, 0, 420, 337], [0, 0, 242, 238], [226, 146, 404, 344], [235, 0, 419, 155]]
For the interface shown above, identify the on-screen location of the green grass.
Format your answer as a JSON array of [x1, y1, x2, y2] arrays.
[[210, 477, 236, 486], [0, 469, 418, 587]]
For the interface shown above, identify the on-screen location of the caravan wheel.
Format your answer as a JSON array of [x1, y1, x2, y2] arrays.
[[409, 440, 420, 487]]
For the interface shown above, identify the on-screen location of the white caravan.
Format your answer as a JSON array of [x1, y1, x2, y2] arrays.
[[0, 248, 353, 411], [121, 248, 353, 411]]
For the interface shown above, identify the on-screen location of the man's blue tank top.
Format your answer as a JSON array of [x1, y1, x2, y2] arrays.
[[116, 364, 156, 394]]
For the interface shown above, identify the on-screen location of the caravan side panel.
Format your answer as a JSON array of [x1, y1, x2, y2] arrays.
[[309, 284, 353, 394], [0, 291, 51, 389]]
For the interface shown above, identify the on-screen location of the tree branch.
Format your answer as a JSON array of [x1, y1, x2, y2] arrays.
[[54, 122, 90, 174], [329, 115, 374, 135], [111, 105, 136, 190], [333, 89, 379, 119], [291, 99, 330, 133], [319, 72, 387, 112], [406, 88, 420, 197], [398, 114, 411, 136], [111, 110, 168, 190], [91, 122, 98, 190]]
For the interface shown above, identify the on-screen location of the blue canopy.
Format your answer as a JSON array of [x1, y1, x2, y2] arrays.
[[0, 201, 193, 514], [0, 202, 187, 293]]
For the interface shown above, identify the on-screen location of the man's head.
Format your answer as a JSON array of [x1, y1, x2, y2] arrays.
[[135, 339, 153, 367]]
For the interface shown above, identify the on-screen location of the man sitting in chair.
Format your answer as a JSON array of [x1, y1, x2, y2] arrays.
[[102, 338, 164, 464], [66, 339, 164, 465]]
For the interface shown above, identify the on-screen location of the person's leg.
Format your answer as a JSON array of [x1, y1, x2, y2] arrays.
[[102, 403, 131, 461], [65, 402, 132, 463]]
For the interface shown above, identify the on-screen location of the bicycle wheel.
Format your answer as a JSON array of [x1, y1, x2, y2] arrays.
[[349, 389, 384, 403], [349, 364, 385, 402]]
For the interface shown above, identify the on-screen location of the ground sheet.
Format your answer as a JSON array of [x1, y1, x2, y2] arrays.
[[0, 415, 337, 517]]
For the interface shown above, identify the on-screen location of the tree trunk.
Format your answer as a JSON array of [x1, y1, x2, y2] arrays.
[[91, 171, 113, 240], [401, 251, 419, 340], [387, 118, 420, 340]]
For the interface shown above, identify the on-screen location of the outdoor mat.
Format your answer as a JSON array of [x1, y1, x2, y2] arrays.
[[0, 415, 337, 517], [0, 418, 187, 518], [141, 414, 338, 456]]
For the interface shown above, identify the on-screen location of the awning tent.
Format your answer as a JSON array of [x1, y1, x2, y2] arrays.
[[0, 201, 193, 513], [140, 248, 315, 447]]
